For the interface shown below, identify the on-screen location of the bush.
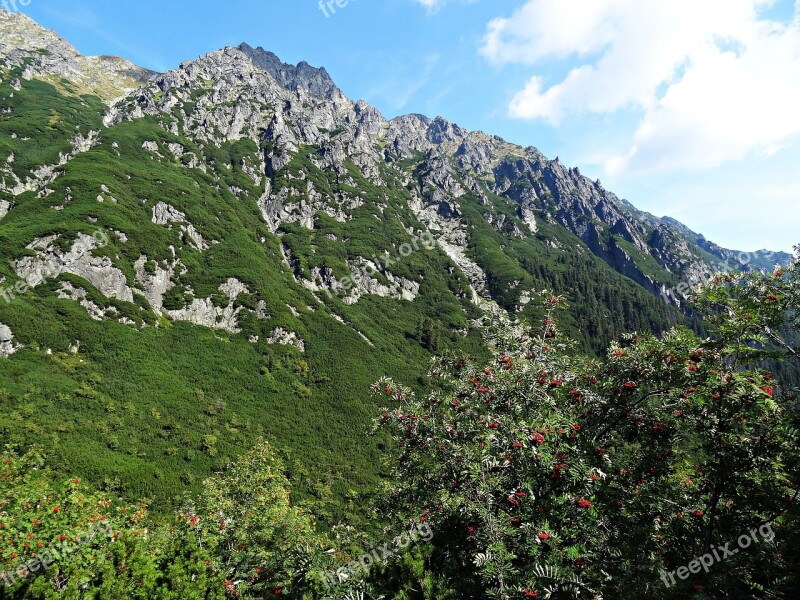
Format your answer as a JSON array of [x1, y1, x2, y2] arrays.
[[374, 259, 800, 599]]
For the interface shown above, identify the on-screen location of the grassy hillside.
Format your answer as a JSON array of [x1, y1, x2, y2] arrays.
[[1, 66, 691, 519]]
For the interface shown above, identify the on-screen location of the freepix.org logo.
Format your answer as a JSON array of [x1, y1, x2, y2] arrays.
[[659, 522, 775, 588], [1, 520, 113, 588], [323, 522, 433, 588], [318, 0, 355, 18], [1, 0, 32, 12]]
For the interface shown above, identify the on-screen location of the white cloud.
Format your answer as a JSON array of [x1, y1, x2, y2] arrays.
[[482, 0, 800, 177], [625, 165, 800, 252]]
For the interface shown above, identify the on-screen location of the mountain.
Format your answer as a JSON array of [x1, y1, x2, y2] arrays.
[[236, 43, 340, 99], [0, 10, 792, 510], [0, 10, 155, 101]]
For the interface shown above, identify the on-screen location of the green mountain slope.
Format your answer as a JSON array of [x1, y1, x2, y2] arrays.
[[0, 10, 791, 514]]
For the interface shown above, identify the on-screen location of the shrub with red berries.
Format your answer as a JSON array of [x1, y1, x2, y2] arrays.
[[375, 263, 800, 599]]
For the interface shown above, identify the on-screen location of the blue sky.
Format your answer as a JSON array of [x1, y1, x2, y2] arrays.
[[12, 0, 800, 253]]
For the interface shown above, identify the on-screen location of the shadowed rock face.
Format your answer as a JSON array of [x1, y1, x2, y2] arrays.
[[237, 43, 339, 99]]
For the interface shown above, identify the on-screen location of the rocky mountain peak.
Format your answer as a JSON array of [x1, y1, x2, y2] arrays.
[[236, 42, 338, 99], [0, 8, 71, 56], [0, 8, 155, 101]]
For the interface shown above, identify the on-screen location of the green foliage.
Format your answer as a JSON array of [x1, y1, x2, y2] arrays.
[[0, 67, 104, 176], [0, 443, 326, 599], [0, 447, 158, 599], [374, 261, 800, 599], [176, 440, 328, 597], [0, 260, 798, 598]]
